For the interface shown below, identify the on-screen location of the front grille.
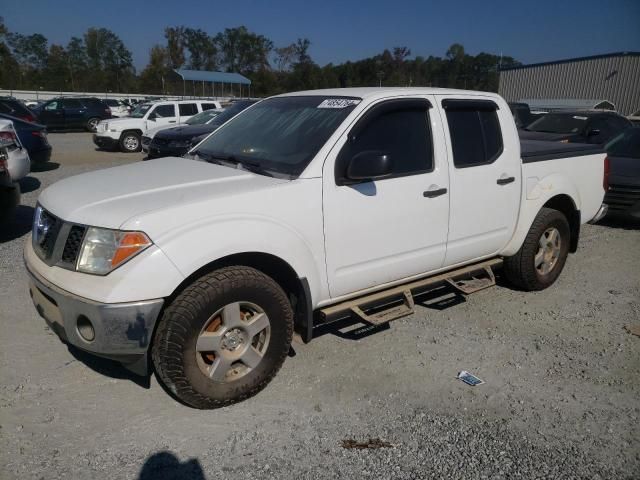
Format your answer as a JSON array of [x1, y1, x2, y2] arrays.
[[34, 209, 62, 260], [33, 207, 86, 269], [61, 225, 86, 264], [605, 184, 640, 211], [152, 137, 169, 146]]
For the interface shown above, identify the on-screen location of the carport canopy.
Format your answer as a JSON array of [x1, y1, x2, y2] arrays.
[[174, 69, 251, 85], [173, 69, 252, 98]]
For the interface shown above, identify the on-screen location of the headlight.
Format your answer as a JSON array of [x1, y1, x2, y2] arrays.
[[76, 227, 152, 275]]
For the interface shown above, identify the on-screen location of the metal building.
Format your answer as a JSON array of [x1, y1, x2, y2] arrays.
[[499, 52, 640, 115]]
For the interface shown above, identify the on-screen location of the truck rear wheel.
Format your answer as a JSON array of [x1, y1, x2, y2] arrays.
[[503, 208, 570, 291], [152, 266, 293, 409]]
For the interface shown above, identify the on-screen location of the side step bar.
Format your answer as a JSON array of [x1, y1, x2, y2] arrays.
[[319, 258, 502, 326]]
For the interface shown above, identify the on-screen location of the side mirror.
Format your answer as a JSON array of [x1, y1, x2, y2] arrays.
[[148, 115, 156, 121], [346, 150, 393, 182], [587, 129, 601, 137]]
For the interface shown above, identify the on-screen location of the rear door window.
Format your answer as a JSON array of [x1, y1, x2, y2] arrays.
[[151, 104, 177, 118], [202, 103, 218, 111], [179, 103, 198, 116], [443, 100, 503, 168]]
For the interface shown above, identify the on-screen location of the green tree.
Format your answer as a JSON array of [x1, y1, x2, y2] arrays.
[[164, 26, 185, 69], [183, 28, 217, 70], [139, 45, 170, 94], [0, 17, 20, 89], [83, 28, 134, 92], [215, 26, 273, 74]]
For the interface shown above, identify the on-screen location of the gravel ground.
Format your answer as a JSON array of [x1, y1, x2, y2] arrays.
[[1, 132, 639, 479]]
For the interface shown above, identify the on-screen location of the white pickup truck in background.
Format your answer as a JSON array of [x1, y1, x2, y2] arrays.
[[25, 88, 608, 408]]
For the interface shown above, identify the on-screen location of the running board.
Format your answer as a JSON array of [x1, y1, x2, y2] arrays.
[[319, 258, 502, 326]]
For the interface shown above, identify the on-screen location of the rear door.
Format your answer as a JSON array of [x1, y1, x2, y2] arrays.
[[323, 96, 450, 297], [178, 103, 199, 123], [61, 99, 86, 128], [436, 96, 521, 266]]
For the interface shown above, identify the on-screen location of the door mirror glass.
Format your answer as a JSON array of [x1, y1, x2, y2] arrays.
[[347, 151, 393, 181]]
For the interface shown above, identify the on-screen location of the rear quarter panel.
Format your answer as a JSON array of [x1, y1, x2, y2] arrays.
[[502, 153, 605, 256]]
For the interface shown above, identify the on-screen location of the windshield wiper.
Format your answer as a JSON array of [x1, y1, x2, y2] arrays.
[[193, 151, 274, 177]]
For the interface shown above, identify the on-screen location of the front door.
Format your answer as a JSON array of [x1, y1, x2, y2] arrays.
[[40, 100, 65, 128], [147, 104, 178, 130], [323, 96, 450, 298], [436, 96, 521, 265]]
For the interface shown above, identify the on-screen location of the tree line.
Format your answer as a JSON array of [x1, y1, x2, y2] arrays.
[[0, 18, 520, 97]]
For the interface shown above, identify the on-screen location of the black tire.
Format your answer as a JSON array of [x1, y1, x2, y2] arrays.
[[152, 266, 293, 409], [86, 117, 100, 132], [503, 208, 571, 291], [120, 131, 141, 152]]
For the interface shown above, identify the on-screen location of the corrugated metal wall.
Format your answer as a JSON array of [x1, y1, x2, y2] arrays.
[[499, 54, 640, 115]]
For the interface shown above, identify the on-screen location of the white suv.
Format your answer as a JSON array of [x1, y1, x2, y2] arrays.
[[102, 99, 130, 118], [93, 100, 221, 152]]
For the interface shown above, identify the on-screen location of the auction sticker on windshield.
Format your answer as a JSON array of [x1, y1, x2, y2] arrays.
[[318, 98, 361, 109]]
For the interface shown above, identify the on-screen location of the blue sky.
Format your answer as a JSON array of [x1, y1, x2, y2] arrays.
[[3, 0, 639, 70]]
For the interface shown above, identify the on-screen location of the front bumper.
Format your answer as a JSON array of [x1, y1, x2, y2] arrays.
[[92, 134, 120, 150], [26, 264, 164, 375], [148, 143, 189, 159]]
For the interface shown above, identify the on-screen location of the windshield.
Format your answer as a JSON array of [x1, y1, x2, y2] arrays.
[[606, 128, 640, 158], [526, 113, 588, 134], [130, 103, 152, 118], [193, 96, 360, 177], [206, 101, 255, 127], [185, 109, 222, 125]]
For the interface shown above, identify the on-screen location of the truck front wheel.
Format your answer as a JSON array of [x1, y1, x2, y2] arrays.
[[503, 208, 570, 291], [152, 266, 293, 409]]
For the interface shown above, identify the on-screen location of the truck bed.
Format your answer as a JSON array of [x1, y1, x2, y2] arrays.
[[520, 140, 604, 163]]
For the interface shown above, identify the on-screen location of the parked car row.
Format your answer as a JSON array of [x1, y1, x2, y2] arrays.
[[0, 118, 31, 223]]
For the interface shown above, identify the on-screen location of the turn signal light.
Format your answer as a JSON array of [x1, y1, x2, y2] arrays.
[[111, 232, 153, 268]]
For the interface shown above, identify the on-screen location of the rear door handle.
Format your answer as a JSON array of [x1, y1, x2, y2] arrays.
[[168, 120, 176, 123], [497, 176, 515, 185], [423, 187, 448, 198]]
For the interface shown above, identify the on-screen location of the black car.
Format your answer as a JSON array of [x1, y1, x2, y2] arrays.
[[603, 127, 640, 218], [0, 97, 38, 123], [0, 113, 52, 164], [148, 100, 257, 159], [519, 110, 632, 145], [32, 97, 112, 132]]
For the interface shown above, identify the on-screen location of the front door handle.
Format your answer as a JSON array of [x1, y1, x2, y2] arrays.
[[497, 176, 515, 185], [423, 187, 448, 198]]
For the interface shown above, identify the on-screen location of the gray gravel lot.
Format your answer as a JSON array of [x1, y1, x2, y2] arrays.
[[1, 132, 639, 479]]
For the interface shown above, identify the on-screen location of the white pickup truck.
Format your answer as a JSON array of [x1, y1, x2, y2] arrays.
[[25, 88, 608, 408]]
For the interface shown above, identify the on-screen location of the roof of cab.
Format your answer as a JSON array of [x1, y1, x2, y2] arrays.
[[275, 87, 500, 100]]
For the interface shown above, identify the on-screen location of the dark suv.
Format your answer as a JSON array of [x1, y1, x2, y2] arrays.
[[33, 97, 111, 132]]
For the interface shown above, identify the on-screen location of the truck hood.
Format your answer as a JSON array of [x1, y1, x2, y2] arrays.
[[101, 117, 144, 130], [155, 124, 217, 140], [38, 157, 287, 229]]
